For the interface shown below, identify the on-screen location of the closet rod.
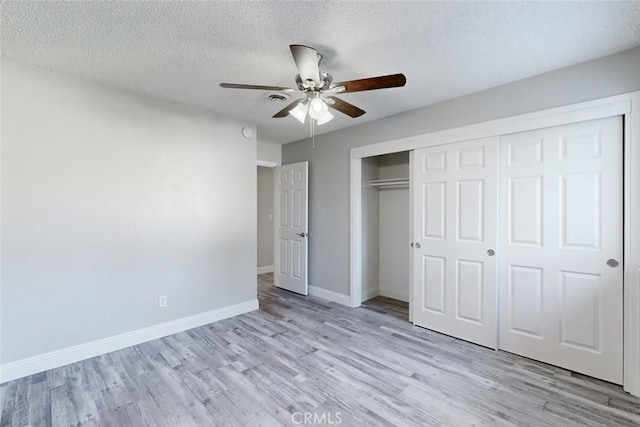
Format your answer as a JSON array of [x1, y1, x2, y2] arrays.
[[368, 178, 410, 188]]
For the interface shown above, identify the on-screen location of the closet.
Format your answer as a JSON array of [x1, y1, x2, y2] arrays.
[[361, 152, 411, 304], [411, 116, 623, 384]]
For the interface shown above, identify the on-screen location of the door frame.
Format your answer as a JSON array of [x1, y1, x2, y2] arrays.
[[256, 159, 280, 275], [349, 90, 640, 396]]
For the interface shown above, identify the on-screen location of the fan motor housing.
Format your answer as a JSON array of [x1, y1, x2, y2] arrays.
[[295, 72, 333, 91]]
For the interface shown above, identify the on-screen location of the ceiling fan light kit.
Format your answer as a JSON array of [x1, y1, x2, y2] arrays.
[[308, 96, 330, 120], [316, 110, 334, 126], [220, 44, 407, 129], [289, 101, 309, 124]]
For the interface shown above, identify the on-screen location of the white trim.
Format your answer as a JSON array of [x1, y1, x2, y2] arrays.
[[362, 286, 380, 302], [351, 95, 632, 159], [257, 265, 274, 274], [379, 288, 409, 303], [350, 90, 640, 396], [408, 150, 415, 322], [273, 167, 280, 288], [350, 156, 362, 308], [0, 299, 259, 384], [257, 160, 279, 167], [309, 285, 353, 307], [623, 92, 640, 397]]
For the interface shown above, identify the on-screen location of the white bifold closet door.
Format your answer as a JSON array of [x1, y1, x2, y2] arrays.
[[412, 137, 499, 348], [499, 117, 623, 384], [412, 117, 623, 384]]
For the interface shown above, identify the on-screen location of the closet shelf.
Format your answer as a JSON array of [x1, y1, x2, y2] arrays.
[[368, 178, 410, 189]]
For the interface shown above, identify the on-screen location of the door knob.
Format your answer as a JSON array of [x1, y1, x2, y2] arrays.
[[414, 243, 421, 249], [607, 259, 619, 268], [296, 232, 307, 238], [487, 249, 495, 256]]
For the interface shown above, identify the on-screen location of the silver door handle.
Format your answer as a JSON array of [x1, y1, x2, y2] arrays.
[[607, 259, 619, 268], [487, 249, 495, 256], [296, 232, 307, 238], [414, 242, 421, 249]]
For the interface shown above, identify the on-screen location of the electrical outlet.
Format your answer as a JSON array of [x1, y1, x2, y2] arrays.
[[268, 214, 273, 221], [158, 295, 167, 308]]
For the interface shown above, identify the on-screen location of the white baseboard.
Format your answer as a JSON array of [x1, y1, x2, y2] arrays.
[[257, 265, 274, 274], [0, 299, 259, 384], [362, 286, 380, 302], [380, 288, 410, 303], [309, 285, 352, 307]]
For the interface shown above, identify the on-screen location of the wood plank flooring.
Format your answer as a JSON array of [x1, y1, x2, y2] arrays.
[[2, 273, 639, 426]]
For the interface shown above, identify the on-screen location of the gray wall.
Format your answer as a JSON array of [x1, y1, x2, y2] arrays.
[[378, 152, 410, 180], [378, 153, 410, 302], [282, 47, 640, 297], [1, 60, 257, 364], [257, 166, 274, 268], [257, 141, 281, 165], [361, 157, 379, 300]]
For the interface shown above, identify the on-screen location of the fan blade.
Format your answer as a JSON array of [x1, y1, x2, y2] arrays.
[[273, 99, 306, 118], [220, 83, 297, 92], [332, 73, 406, 93], [326, 96, 366, 118], [290, 44, 320, 86]]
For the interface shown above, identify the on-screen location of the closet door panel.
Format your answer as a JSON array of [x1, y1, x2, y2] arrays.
[[423, 182, 446, 239], [412, 137, 498, 348], [499, 116, 623, 384]]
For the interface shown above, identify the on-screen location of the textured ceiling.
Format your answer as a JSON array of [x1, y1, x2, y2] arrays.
[[2, 1, 640, 144]]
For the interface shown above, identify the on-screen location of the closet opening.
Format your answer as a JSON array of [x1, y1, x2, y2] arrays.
[[359, 151, 412, 322]]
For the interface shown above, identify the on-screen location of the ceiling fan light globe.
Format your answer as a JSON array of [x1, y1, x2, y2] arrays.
[[308, 98, 329, 120], [316, 111, 334, 125], [289, 102, 309, 124]]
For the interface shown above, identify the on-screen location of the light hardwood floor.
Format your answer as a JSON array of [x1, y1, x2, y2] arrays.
[[2, 274, 639, 426]]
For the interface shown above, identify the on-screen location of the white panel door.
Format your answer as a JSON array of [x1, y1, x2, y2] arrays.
[[412, 137, 498, 348], [499, 117, 623, 384], [274, 161, 309, 295]]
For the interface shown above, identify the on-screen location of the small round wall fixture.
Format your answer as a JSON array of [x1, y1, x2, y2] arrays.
[[242, 127, 253, 138]]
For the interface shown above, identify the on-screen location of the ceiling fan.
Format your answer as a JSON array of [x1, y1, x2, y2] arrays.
[[219, 45, 407, 125]]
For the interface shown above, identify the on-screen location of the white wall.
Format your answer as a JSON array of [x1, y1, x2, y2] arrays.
[[1, 60, 258, 365], [257, 166, 274, 270], [282, 47, 640, 298]]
